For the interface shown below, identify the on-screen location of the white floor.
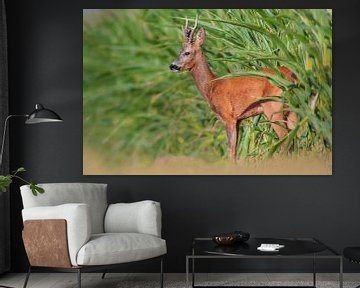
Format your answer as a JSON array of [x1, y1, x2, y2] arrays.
[[0, 273, 359, 288]]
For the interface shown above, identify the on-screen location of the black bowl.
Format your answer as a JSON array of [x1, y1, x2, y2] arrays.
[[212, 234, 237, 245], [212, 231, 250, 246]]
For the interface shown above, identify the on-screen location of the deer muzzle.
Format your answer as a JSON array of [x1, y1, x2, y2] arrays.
[[169, 63, 181, 71]]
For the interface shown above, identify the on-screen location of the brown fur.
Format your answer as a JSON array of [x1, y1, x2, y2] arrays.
[[171, 27, 298, 161]]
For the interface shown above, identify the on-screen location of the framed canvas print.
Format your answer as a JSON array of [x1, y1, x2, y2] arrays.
[[83, 9, 332, 175]]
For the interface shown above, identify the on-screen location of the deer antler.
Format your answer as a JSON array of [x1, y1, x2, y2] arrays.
[[188, 15, 199, 42], [192, 14, 199, 30], [183, 15, 199, 43], [183, 17, 189, 31], [183, 17, 193, 42]]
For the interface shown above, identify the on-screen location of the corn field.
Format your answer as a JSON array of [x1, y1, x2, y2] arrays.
[[83, 9, 332, 166]]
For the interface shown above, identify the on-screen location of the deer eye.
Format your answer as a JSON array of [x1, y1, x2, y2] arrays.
[[184, 52, 191, 56]]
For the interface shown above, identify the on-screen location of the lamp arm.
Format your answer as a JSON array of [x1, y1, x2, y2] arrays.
[[0, 114, 28, 169]]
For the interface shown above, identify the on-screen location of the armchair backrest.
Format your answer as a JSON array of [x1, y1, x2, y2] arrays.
[[20, 183, 108, 234]]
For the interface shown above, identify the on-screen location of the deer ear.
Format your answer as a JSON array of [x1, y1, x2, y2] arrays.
[[195, 27, 205, 46]]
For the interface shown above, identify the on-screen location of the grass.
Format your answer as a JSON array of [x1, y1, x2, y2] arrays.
[[83, 9, 332, 166]]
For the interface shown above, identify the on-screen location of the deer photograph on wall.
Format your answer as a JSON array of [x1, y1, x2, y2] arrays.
[[83, 9, 332, 175]]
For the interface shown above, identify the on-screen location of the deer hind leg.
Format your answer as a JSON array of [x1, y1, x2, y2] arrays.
[[286, 111, 298, 130], [285, 110, 304, 138], [225, 120, 239, 162], [261, 101, 288, 140]]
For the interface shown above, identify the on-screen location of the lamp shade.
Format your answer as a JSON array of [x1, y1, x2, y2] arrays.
[[25, 104, 63, 124]]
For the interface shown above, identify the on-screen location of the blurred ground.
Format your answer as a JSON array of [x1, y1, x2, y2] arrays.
[[83, 147, 332, 175]]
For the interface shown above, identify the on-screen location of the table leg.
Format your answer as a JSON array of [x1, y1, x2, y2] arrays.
[[192, 257, 195, 288], [339, 257, 343, 288], [186, 257, 189, 288], [313, 254, 316, 287], [192, 247, 195, 288]]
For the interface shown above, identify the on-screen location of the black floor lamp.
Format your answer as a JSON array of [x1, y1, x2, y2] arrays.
[[0, 103, 63, 167], [0, 103, 62, 288]]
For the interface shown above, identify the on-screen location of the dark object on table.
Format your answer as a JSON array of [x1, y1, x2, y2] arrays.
[[344, 246, 360, 263], [212, 230, 250, 245], [233, 230, 250, 242]]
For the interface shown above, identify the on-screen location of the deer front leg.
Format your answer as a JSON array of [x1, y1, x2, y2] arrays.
[[225, 121, 239, 162]]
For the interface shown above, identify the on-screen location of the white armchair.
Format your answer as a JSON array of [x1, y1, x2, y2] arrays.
[[20, 183, 166, 288]]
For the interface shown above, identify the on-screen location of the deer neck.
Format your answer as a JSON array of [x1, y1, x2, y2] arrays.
[[190, 51, 216, 102]]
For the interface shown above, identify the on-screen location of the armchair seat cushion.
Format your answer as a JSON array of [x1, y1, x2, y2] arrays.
[[76, 233, 167, 266]]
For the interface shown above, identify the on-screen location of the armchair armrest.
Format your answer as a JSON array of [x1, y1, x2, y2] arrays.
[[104, 200, 162, 237], [22, 203, 91, 266]]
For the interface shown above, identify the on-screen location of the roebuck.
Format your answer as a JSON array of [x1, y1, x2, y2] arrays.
[[170, 19, 299, 162]]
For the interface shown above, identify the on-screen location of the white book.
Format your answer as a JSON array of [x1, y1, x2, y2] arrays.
[[257, 243, 285, 251]]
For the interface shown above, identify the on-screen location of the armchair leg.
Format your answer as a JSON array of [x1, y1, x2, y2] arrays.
[[23, 266, 31, 288], [77, 269, 81, 288], [101, 270, 107, 279], [160, 257, 164, 288]]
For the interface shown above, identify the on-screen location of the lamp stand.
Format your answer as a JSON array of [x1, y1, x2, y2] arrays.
[[0, 114, 27, 169]]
